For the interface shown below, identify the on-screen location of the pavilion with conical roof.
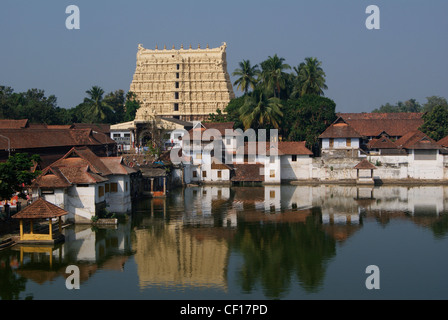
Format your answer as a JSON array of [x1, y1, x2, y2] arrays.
[[12, 198, 68, 244]]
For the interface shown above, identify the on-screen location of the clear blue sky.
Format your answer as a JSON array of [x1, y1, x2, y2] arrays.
[[1, 0, 447, 113]]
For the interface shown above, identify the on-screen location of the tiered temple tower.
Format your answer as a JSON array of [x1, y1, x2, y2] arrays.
[[130, 42, 235, 122]]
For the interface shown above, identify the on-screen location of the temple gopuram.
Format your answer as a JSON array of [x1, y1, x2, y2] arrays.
[[130, 42, 235, 122]]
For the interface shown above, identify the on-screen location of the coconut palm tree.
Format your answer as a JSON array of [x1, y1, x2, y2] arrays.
[[239, 88, 283, 130], [232, 60, 259, 94], [292, 57, 328, 97], [259, 54, 291, 98], [84, 86, 114, 123]]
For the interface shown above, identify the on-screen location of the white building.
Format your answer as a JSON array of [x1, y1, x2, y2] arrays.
[[31, 147, 138, 223]]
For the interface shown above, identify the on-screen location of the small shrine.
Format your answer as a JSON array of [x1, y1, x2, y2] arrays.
[[12, 198, 68, 244], [354, 159, 377, 184]]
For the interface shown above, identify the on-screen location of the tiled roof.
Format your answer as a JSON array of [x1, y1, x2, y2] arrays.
[[367, 135, 398, 149], [32, 147, 134, 188], [394, 130, 441, 150], [0, 119, 29, 129], [231, 163, 264, 182], [319, 118, 363, 139], [12, 198, 68, 219], [31, 167, 72, 188], [100, 157, 138, 175], [438, 136, 448, 147], [0, 128, 115, 150], [338, 113, 424, 137], [354, 159, 377, 170]]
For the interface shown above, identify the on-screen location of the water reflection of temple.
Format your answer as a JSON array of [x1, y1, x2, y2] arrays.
[[133, 223, 231, 291]]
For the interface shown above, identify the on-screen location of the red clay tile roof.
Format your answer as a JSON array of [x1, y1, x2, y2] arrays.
[[338, 113, 424, 137], [100, 157, 138, 175], [354, 159, 377, 170], [32, 147, 134, 187], [394, 130, 441, 150], [31, 167, 72, 188], [12, 198, 68, 219], [319, 118, 363, 139], [231, 163, 264, 182], [0, 119, 29, 129], [438, 136, 448, 147], [0, 128, 115, 150], [367, 135, 398, 149]]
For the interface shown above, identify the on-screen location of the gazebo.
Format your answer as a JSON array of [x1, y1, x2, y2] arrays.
[[354, 159, 377, 184], [12, 198, 68, 244]]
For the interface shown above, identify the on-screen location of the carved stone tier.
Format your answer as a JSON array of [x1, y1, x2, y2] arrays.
[[130, 43, 235, 122]]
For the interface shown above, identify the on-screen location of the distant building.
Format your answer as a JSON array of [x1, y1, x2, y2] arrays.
[[0, 119, 116, 167]]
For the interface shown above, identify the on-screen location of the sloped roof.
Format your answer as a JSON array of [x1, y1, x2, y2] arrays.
[[367, 135, 398, 149], [354, 159, 377, 170], [31, 167, 72, 188], [438, 136, 448, 148], [231, 163, 264, 182], [0, 128, 115, 150], [395, 130, 441, 150], [319, 117, 363, 139], [338, 113, 424, 137], [211, 157, 232, 170], [53, 147, 113, 176], [13, 198, 68, 219], [0, 119, 29, 129], [100, 157, 138, 175]]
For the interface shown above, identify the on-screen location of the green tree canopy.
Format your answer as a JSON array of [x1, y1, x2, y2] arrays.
[[283, 95, 337, 151], [420, 104, 448, 141], [83, 86, 115, 123], [422, 96, 448, 113], [0, 153, 41, 200], [232, 60, 259, 94], [239, 88, 283, 130], [259, 54, 291, 98], [292, 57, 328, 97], [372, 99, 423, 113]]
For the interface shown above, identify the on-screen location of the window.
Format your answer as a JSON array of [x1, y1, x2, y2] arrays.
[[414, 149, 437, 160], [193, 171, 198, 178], [174, 103, 179, 111], [329, 138, 334, 148], [41, 188, 54, 195], [176, 64, 180, 70], [196, 153, 202, 159], [217, 170, 222, 178], [98, 186, 105, 197], [175, 82, 179, 88], [270, 156, 275, 163], [292, 155, 297, 162], [113, 133, 121, 138], [77, 184, 89, 188], [110, 183, 118, 193], [202, 171, 207, 178], [174, 92, 179, 99], [270, 170, 275, 178], [105, 183, 110, 193], [346, 138, 351, 147], [270, 190, 275, 198], [226, 138, 231, 145], [176, 72, 180, 79], [126, 182, 128, 192], [124, 133, 130, 138]]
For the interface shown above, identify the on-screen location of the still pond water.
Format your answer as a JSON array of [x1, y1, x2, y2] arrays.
[[1, 184, 448, 300]]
